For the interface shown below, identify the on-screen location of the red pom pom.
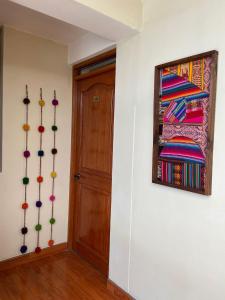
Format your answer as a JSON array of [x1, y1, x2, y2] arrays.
[[37, 176, 43, 183], [35, 247, 41, 254], [22, 202, 28, 209], [38, 126, 45, 133]]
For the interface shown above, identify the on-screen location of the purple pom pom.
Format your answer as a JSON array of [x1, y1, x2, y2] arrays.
[[23, 150, 30, 158], [36, 200, 42, 208], [52, 99, 59, 106]]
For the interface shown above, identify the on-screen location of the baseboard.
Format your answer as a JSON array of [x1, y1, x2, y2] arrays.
[[0, 242, 68, 272], [107, 279, 135, 300]]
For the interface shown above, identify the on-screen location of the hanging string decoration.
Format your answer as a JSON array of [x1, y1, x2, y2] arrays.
[[35, 88, 45, 254], [20, 85, 30, 254], [48, 90, 58, 247]]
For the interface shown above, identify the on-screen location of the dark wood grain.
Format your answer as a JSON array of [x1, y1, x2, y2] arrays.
[[0, 243, 67, 272], [0, 251, 118, 300], [68, 50, 116, 277], [152, 50, 218, 195], [204, 51, 218, 195]]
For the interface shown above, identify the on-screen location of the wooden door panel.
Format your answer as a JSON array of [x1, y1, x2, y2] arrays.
[[72, 67, 115, 276], [80, 83, 114, 175], [76, 184, 110, 258]]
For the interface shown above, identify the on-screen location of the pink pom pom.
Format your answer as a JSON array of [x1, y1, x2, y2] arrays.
[[49, 195, 55, 201]]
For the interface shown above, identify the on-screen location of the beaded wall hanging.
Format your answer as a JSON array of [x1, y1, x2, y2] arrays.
[[152, 51, 218, 195], [35, 88, 45, 254], [21, 85, 30, 254], [48, 91, 58, 247]]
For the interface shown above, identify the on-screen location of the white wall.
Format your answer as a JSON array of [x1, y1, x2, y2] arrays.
[[110, 1, 225, 299], [74, 0, 142, 29], [68, 32, 115, 64], [10, 0, 139, 42], [0, 27, 72, 260]]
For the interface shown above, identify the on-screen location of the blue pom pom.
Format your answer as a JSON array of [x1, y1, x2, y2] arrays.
[[36, 200, 42, 208], [20, 245, 27, 254], [38, 150, 44, 157]]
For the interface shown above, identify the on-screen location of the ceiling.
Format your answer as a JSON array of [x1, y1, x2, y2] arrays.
[[0, 0, 89, 45]]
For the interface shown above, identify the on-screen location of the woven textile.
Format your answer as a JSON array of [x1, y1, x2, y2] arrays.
[[157, 56, 213, 192], [159, 161, 203, 189], [161, 69, 209, 107], [160, 136, 205, 164], [163, 99, 186, 123]]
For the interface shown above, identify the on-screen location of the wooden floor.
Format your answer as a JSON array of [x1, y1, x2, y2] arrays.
[[0, 251, 117, 300]]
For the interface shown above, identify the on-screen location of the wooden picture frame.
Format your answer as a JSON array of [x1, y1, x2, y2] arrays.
[[0, 27, 3, 172], [152, 50, 218, 195]]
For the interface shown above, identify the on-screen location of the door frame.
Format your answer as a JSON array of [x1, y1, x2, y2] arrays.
[[67, 49, 116, 263]]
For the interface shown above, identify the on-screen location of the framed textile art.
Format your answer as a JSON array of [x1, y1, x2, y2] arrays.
[[152, 51, 218, 195]]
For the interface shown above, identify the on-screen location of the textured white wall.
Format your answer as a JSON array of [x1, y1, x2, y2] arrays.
[[0, 27, 72, 260], [10, 0, 139, 42], [68, 32, 115, 64], [110, 1, 225, 299], [74, 0, 142, 29]]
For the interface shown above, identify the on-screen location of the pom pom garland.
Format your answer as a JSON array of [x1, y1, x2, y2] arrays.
[[51, 148, 57, 155], [35, 247, 41, 254], [23, 177, 29, 185], [49, 90, 59, 247], [20, 85, 30, 254], [20, 245, 28, 254], [23, 97, 30, 105], [23, 150, 30, 158], [23, 124, 30, 131], [38, 150, 44, 157], [52, 99, 58, 106], [35, 224, 42, 231], [35, 88, 45, 254], [22, 202, 28, 210], [36, 200, 42, 208], [38, 125, 45, 133], [50, 171, 57, 178], [49, 195, 55, 202], [52, 125, 58, 131], [49, 218, 56, 224], [39, 100, 45, 107], [48, 240, 54, 247], [21, 227, 28, 235], [37, 176, 43, 183]]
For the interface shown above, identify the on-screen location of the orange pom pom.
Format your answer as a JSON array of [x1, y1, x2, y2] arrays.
[[23, 124, 30, 131], [48, 240, 54, 247]]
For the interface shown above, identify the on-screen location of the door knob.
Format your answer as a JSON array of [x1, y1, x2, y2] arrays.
[[74, 173, 81, 181]]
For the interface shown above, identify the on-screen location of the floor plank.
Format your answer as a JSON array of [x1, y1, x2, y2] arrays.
[[0, 251, 116, 300]]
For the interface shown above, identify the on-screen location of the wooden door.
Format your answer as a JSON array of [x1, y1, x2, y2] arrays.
[[70, 66, 115, 276]]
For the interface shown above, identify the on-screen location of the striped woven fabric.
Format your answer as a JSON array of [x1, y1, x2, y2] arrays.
[[160, 136, 205, 164], [160, 161, 203, 189], [183, 163, 202, 189], [163, 99, 186, 123], [161, 69, 209, 107]]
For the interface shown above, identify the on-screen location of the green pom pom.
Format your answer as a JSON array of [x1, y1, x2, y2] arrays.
[[52, 125, 58, 131], [35, 224, 42, 231], [49, 218, 56, 225], [23, 177, 29, 185]]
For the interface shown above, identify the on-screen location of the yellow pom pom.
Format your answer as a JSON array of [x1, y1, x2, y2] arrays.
[[39, 99, 45, 107], [23, 124, 30, 131], [51, 171, 57, 178]]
